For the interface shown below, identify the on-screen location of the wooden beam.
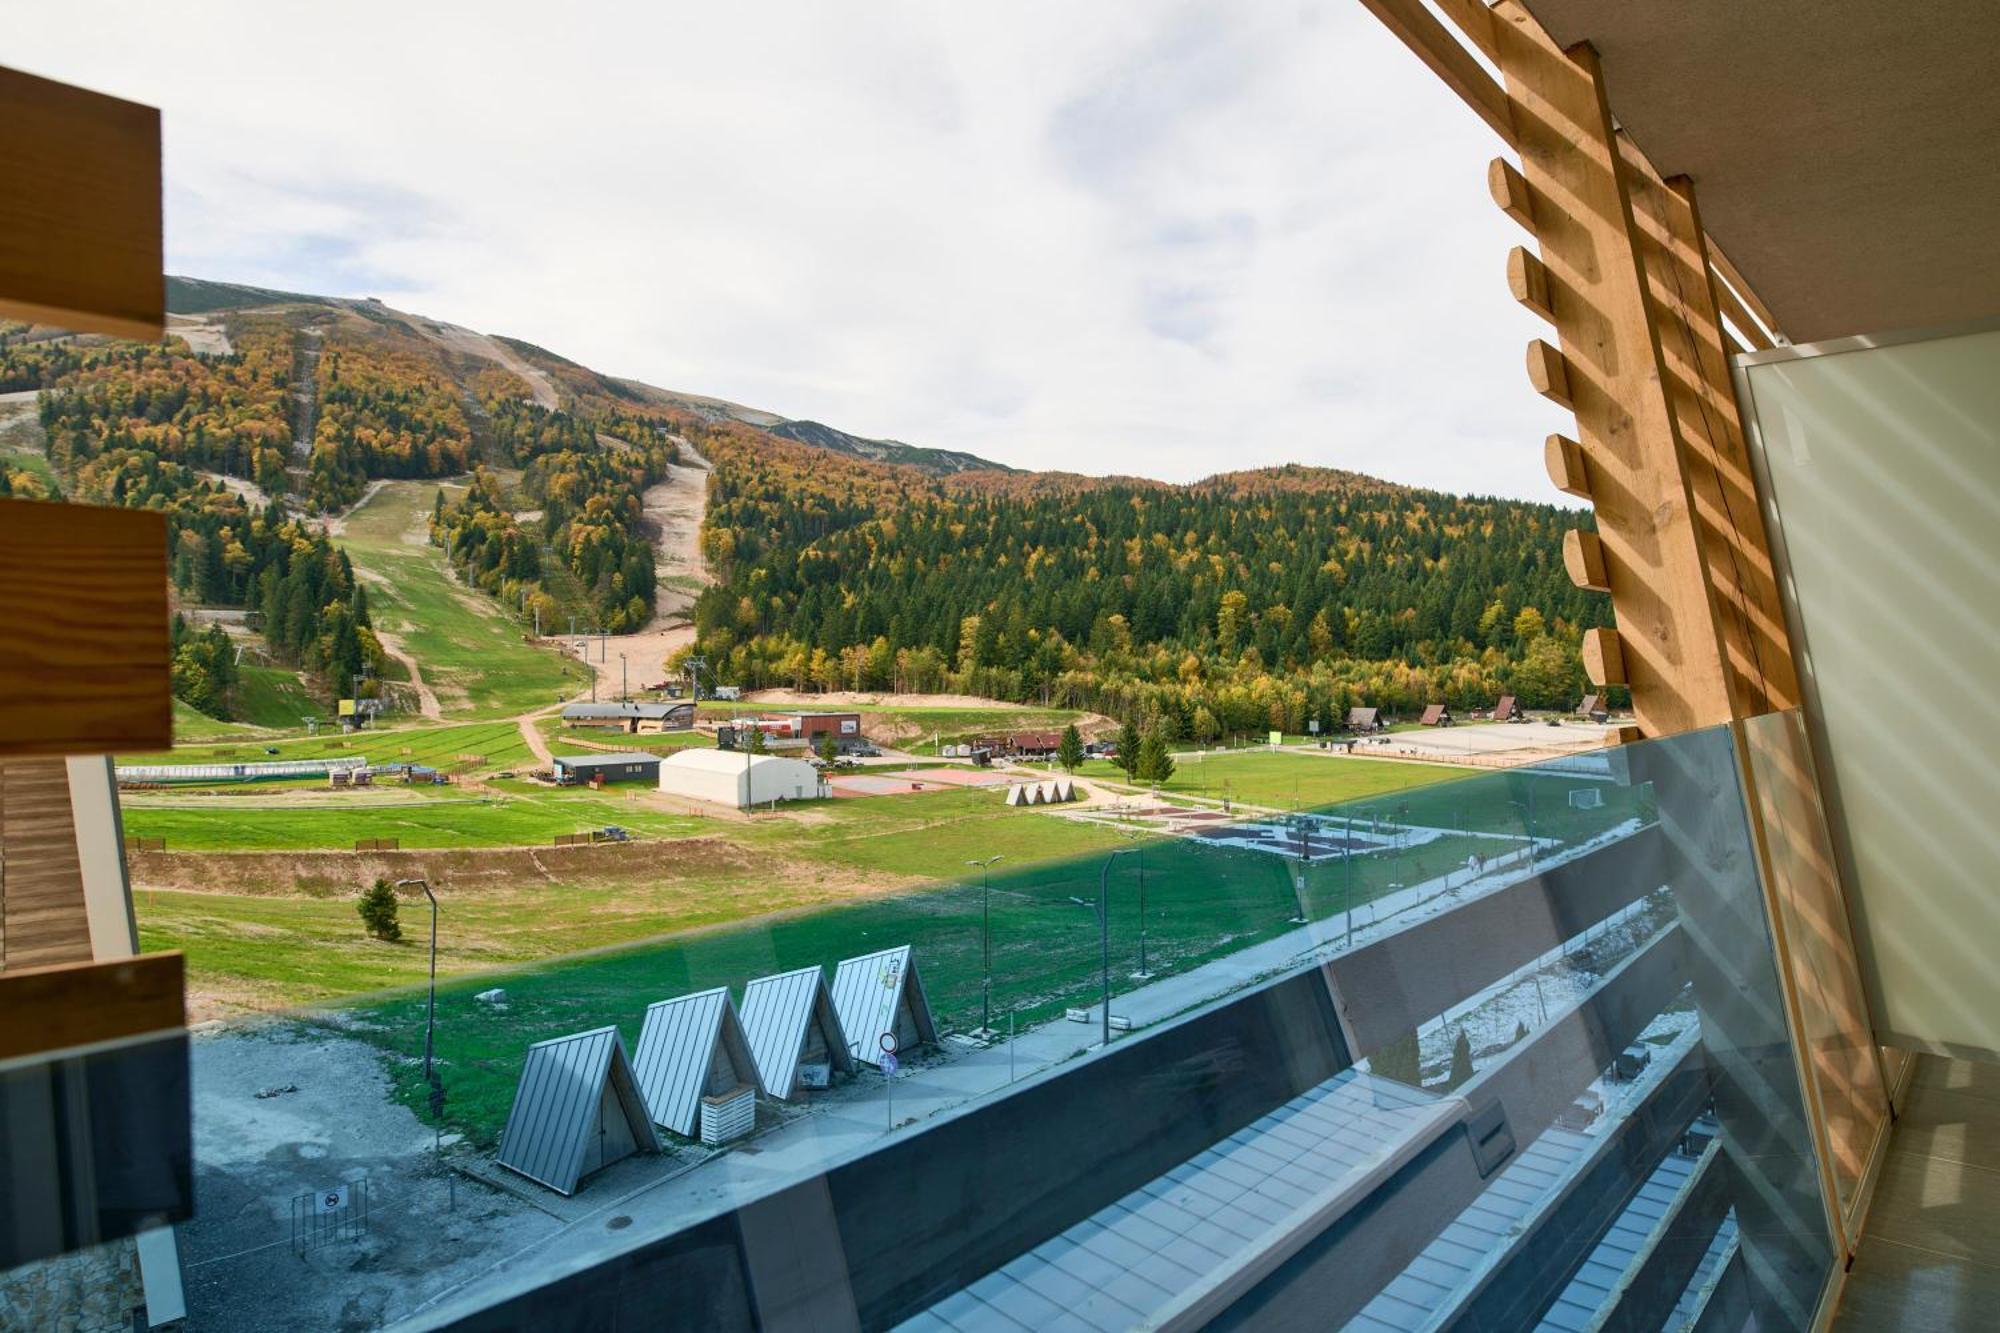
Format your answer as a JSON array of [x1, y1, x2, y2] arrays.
[[1488, 7, 1733, 737], [0, 66, 162, 340], [1582, 627, 1626, 686], [1544, 433, 1590, 498], [0, 499, 172, 756], [1525, 338, 1572, 408], [1704, 239, 1786, 348], [1506, 246, 1555, 322], [0, 951, 183, 1059], [1563, 528, 1610, 591], [1358, 0, 1517, 146], [1488, 157, 1536, 232], [1618, 146, 1802, 717]]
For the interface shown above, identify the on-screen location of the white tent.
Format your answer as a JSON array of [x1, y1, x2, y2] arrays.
[[496, 1027, 661, 1196], [657, 749, 821, 809], [830, 946, 938, 1068], [739, 966, 854, 1099], [1005, 784, 1028, 806], [631, 988, 764, 1138]]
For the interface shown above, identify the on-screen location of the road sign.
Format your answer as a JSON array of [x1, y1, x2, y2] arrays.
[[312, 1184, 349, 1216], [879, 1031, 898, 1054], [881, 1051, 899, 1076], [1309, 719, 1320, 734]]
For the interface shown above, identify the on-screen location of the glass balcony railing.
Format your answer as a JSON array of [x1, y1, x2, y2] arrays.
[[6, 720, 1840, 1330]]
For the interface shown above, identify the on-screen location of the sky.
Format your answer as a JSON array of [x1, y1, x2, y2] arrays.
[[5, 2, 1574, 500]]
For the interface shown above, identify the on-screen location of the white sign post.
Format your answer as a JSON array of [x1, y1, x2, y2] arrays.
[[880, 1032, 898, 1130], [313, 1184, 349, 1216]]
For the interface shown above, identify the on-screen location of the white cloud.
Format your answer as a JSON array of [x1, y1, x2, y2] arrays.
[[4, 0, 1574, 500]]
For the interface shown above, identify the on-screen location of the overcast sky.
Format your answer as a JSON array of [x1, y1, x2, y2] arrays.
[[6, 2, 1573, 499]]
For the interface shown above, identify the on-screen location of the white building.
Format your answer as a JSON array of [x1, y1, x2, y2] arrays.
[[656, 749, 822, 809]]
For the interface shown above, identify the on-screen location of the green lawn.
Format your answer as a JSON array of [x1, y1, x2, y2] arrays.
[[1074, 748, 1461, 810], [337, 481, 587, 717], [120, 720, 536, 773], [123, 786, 701, 851]]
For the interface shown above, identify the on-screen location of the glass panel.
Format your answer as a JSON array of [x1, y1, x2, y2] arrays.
[[1741, 707, 1890, 1235], [13, 723, 1837, 1330]]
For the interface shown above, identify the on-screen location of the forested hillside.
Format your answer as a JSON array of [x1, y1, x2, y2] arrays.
[[687, 439, 1609, 732], [2, 280, 1615, 738]]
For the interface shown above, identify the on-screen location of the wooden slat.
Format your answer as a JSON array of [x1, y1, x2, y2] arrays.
[[0, 66, 162, 340], [1488, 157, 1537, 232], [1582, 627, 1626, 686], [1563, 528, 1610, 591], [1544, 433, 1590, 498], [1489, 7, 1733, 737], [1507, 246, 1555, 322], [1704, 239, 1786, 348], [0, 758, 92, 970], [0, 499, 172, 756], [0, 951, 183, 1059], [1525, 338, 1573, 407], [1358, 0, 1517, 146], [1618, 143, 1802, 718]]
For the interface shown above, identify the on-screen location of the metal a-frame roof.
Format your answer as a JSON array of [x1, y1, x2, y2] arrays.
[[495, 1026, 660, 1196], [739, 966, 853, 1099], [829, 945, 938, 1067], [631, 987, 763, 1136]]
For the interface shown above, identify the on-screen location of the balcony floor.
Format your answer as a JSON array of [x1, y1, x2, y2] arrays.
[[1834, 1057, 2000, 1330]]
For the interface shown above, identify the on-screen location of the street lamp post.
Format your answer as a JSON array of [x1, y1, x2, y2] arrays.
[[1071, 847, 1136, 1047], [620, 653, 628, 702], [396, 878, 440, 1092], [1343, 813, 1355, 950], [967, 855, 1005, 1036]]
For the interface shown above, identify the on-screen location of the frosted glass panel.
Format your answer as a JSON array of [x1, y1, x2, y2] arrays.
[[1741, 324, 2000, 1060]]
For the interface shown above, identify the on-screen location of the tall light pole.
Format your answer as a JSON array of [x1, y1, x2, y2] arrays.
[[1119, 832, 1151, 979], [619, 652, 628, 702], [396, 878, 440, 1089], [967, 855, 1004, 1035], [1071, 847, 1137, 1047]]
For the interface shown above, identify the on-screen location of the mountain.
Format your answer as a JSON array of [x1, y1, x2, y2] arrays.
[[160, 278, 1010, 475], [2, 278, 1607, 730]]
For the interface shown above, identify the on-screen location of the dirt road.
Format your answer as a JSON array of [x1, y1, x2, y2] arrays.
[[548, 440, 712, 683]]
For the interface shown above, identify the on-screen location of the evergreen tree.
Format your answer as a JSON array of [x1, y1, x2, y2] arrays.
[[744, 724, 767, 754], [1136, 732, 1176, 785], [357, 878, 401, 942], [1056, 723, 1085, 773], [1371, 1028, 1422, 1087], [817, 731, 838, 763], [1446, 1029, 1474, 1090], [1115, 720, 1142, 778]]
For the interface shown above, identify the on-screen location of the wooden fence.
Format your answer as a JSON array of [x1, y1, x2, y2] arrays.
[[353, 837, 401, 852]]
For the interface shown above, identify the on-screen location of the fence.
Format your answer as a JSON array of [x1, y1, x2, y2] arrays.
[[115, 756, 369, 784], [290, 1177, 369, 1254], [122, 836, 166, 853], [354, 838, 401, 852]]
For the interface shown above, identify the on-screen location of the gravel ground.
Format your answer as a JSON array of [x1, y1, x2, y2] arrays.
[[178, 1023, 558, 1332]]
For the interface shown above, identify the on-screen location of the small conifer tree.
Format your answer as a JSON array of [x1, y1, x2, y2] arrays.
[[1056, 723, 1085, 773], [358, 878, 401, 942]]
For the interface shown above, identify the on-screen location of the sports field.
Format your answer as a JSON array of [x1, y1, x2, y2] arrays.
[[1076, 747, 1461, 809]]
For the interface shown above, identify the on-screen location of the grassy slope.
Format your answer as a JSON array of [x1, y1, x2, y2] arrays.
[[231, 664, 323, 729], [337, 481, 586, 717], [121, 720, 535, 771]]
